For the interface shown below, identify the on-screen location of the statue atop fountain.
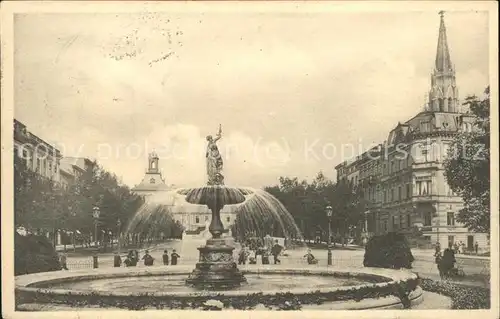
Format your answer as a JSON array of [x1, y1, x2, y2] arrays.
[[206, 124, 224, 186], [183, 124, 247, 289]]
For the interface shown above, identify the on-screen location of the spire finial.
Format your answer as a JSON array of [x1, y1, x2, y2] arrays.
[[439, 10, 445, 18]]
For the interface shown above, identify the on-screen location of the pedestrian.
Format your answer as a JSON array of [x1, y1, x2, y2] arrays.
[[238, 245, 249, 265], [261, 250, 270, 264], [124, 255, 133, 267], [435, 241, 441, 254], [59, 253, 68, 270], [475, 241, 479, 254], [113, 252, 122, 267], [434, 250, 443, 278], [304, 249, 318, 265], [162, 249, 169, 265], [142, 250, 154, 266], [171, 249, 180, 265], [127, 250, 137, 266], [271, 239, 283, 264]]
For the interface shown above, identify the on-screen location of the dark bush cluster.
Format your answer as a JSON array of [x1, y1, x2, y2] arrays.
[[15, 233, 61, 276], [363, 232, 415, 269], [419, 278, 490, 309]]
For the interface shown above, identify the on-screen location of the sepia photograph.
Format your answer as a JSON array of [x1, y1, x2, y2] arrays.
[[1, 1, 498, 318]]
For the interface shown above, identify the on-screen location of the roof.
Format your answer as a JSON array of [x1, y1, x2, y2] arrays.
[[132, 172, 170, 192]]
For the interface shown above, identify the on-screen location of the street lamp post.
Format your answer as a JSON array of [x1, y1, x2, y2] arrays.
[[92, 206, 100, 249], [326, 205, 333, 266], [117, 219, 122, 255]]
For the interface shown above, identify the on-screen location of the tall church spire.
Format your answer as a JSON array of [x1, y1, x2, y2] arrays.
[[428, 11, 460, 113], [435, 11, 453, 73]]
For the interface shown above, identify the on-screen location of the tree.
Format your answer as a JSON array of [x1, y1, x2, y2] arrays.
[[444, 87, 490, 233]]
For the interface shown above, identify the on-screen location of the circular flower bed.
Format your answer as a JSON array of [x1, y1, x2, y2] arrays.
[[16, 267, 421, 311]]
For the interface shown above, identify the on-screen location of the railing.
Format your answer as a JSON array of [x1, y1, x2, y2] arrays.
[[65, 255, 365, 269], [66, 259, 95, 270]]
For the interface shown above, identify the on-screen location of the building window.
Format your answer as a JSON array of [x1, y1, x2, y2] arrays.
[[383, 220, 388, 232], [226, 217, 230, 222], [416, 180, 431, 195], [398, 186, 402, 201], [390, 188, 394, 201], [407, 214, 411, 228], [195, 216, 200, 224], [406, 183, 411, 197], [392, 216, 397, 230], [424, 211, 432, 226], [447, 212, 455, 226], [420, 121, 430, 132], [399, 215, 404, 229]]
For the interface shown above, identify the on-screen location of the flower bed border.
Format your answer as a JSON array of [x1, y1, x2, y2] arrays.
[[419, 278, 490, 309], [16, 267, 420, 310]]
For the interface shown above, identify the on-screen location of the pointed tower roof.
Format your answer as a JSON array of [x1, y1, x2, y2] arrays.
[[435, 11, 453, 72]]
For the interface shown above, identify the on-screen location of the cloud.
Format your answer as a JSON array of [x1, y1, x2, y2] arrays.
[[14, 11, 490, 188]]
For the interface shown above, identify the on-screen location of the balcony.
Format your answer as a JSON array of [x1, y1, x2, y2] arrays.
[[412, 194, 439, 203]]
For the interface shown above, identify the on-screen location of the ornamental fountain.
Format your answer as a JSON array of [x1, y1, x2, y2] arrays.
[[179, 124, 250, 289]]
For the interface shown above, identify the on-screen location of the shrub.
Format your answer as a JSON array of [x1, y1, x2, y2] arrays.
[[363, 232, 415, 269], [15, 233, 61, 276]]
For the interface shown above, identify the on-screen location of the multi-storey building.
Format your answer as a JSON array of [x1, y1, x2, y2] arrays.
[[59, 157, 95, 189], [14, 119, 96, 244], [132, 152, 238, 233], [14, 119, 62, 182], [335, 13, 488, 251]]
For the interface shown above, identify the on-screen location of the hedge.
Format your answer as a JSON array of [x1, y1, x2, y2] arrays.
[[363, 232, 415, 269], [15, 233, 62, 276]]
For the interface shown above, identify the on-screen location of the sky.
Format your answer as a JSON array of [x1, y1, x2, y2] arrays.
[[14, 9, 490, 189]]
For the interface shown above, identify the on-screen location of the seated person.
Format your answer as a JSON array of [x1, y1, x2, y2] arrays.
[[304, 249, 318, 265]]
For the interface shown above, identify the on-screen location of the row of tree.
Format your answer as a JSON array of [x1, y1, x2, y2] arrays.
[[14, 154, 183, 249], [261, 171, 366, 244]]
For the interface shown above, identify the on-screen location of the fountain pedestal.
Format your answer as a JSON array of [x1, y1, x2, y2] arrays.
[[186, 237, 246, 289]]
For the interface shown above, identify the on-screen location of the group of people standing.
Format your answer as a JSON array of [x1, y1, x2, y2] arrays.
[[113, 249, 181, 267], [238, 237, 284, 265]]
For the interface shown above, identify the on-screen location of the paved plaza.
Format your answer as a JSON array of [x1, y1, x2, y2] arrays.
[[63, 240, 490, 289]]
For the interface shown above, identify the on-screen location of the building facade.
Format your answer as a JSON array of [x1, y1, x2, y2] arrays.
[[334, 13, 488, 251], [132, 152, 238, 233], [59, 157, 95, 189], [14, 120, 96, 245], [14, 119, 62, 182]]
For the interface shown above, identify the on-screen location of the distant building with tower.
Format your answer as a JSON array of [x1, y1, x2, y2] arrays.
[[132, 151, 238, 233], [334, 12, 488, 252], [131, 151, 171, 196]]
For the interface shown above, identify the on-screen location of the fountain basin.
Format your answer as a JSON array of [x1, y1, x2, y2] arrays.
[[16, 266, 422, 310]]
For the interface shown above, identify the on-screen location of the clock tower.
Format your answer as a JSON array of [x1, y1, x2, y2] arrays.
[[131, 151, 170, 197]]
